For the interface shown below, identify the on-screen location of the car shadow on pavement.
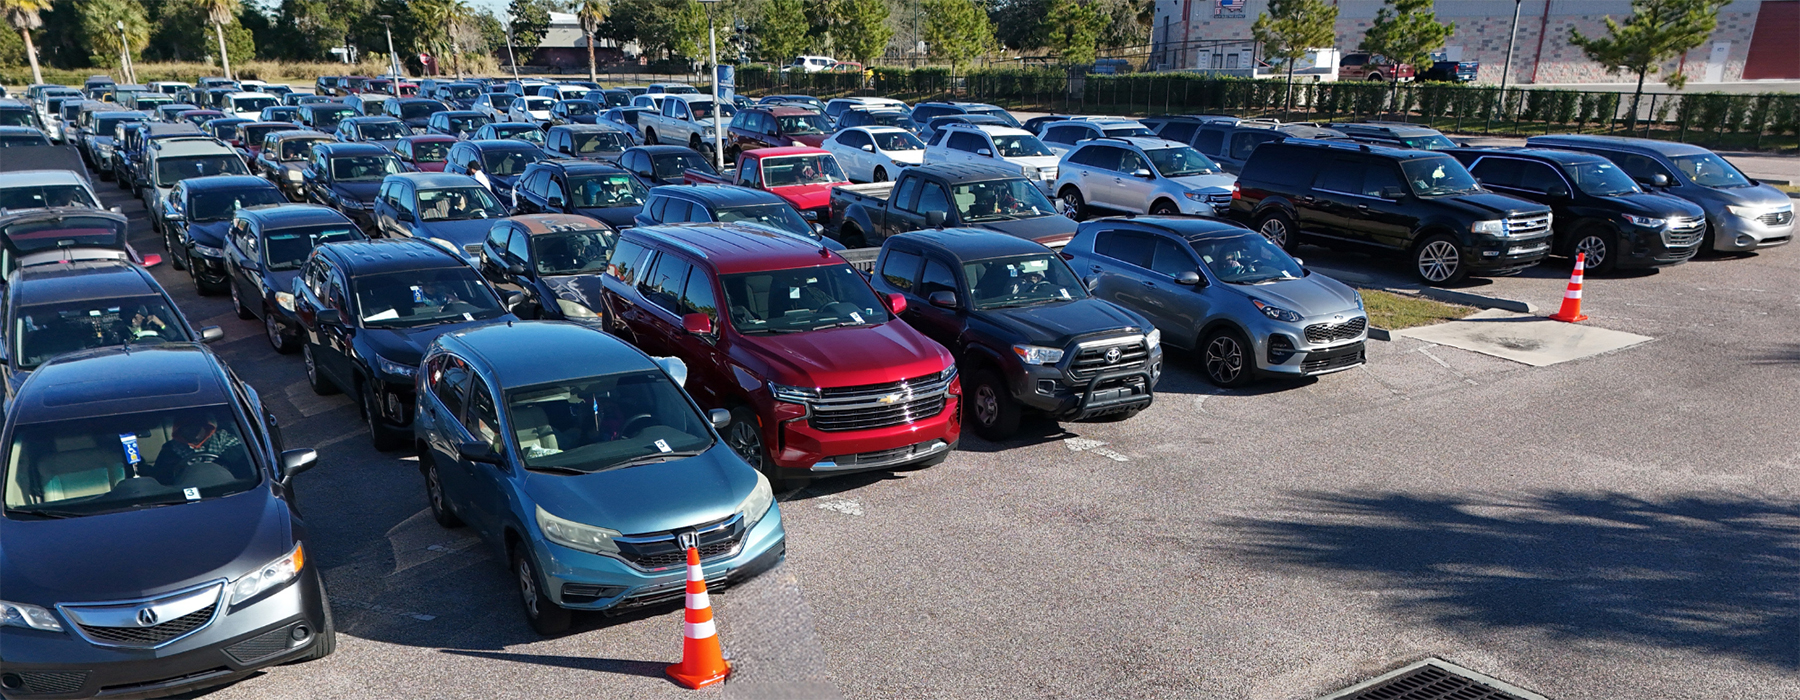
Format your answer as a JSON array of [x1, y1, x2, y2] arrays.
[[1222, 490, 1800, 668], [440, 649, 672, 681]]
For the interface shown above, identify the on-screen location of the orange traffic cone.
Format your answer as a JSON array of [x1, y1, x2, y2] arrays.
[[665, 546, 730, 689], [1548, 252, 1589, 323]]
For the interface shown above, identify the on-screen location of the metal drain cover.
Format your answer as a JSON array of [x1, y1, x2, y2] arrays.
[[1319, 658, 1551, 700]]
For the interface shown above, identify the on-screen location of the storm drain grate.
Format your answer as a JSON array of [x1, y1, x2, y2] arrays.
[[1321, 658, 1551, 700]]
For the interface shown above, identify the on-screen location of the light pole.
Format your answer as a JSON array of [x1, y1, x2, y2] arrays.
[[504, 15, 521, 81], [1499, 0, 1523, 90], [115, 21, 134, 85], [379, 14, 400, 94], [699, 0, 724, 169]]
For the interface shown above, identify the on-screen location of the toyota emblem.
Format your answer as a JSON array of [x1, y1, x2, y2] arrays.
[[136, 607, 159, 626], [1105, 347, 1122, 364]]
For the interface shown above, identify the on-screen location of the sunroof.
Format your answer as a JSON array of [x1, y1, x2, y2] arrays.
[[40, 373, 202, 407]]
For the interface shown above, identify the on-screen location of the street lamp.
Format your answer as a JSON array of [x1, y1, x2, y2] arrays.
[[379, 14, 400, 94], [115, 21, 133, 85], [699, 0, 724, 169], [1499, 0, 1523, 91]]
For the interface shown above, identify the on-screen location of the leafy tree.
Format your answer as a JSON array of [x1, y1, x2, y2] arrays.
[[202, 0, 240, 78], [923, 0, 991, 76], [988, 0, 1050, 51], [838, 0, 891, 64], [1253, 0, 1336, 112], [576, 0, 607, 81], [1046, 0, 1103, 66], [506, 0, 552, 60], [80, 0, 150, 69], [1358, 0, 1453, 74], [1097, 0, 1151, 49], [752, 0, 807, 63], [2, 0, 52, 84], [1569, 0, 1732, 128]]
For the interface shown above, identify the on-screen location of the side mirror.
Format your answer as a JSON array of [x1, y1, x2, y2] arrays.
[[1650, 173, 1670, 187], [1545, 183, 1570, 198], [198, 326, 224, 343], [315, 308, 343, 326], [976, 148, 993, 157], [885, 292, 907, 315], [1293, 257, 1306, 267], [142, 253, 164, 267], [925, 211, 947, 228], [860, 144, 874, 152], [682, 312, 714, 335], [279, 448, 318, 482], [1132, 168, 1154, 179], [547, 196, 564, 209], [708, 408, 730, 429], [456, 440, 500, 463], [1380, 185, 1408, 199], [504, 291, 526, 311], [928, 290, 957, 309], [1173, 270, 1202, 286], [396, 210, 415, 222], [506, 261, 527, 276]]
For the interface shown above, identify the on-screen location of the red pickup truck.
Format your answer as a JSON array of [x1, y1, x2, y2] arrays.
[[684, 146, 850, 224], [1338, 52, 1415, 82]]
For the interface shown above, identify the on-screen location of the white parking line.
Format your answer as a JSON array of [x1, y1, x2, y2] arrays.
[[1416, 345, 1479, 386]]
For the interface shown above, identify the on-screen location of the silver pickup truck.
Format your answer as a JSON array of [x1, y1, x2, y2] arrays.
[[638, 94, 734, 155]]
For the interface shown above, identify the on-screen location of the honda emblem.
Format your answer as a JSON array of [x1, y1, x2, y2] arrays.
[[678, 531, 698, 550]]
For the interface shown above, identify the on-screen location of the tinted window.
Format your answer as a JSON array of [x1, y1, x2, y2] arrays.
[[1096, 229, 1153, 268], [916, 184, 950, 213], [961, 254, 1087, 309], [720, 264, 889, 333], [264, 224, 363, 271], [1470, 158, 1524, 189], [837, 130, 870, 149], [1159, 122, 1199, 143], [608, 238, 650, 283], [642, 253, 691, 313], [1230, 131, 1279, 160], [1314, 158, 1365, 193], [893, 176, 922, 212], [1362, 162, 1405, 198], [880, 249, 921, 292], [946, 131, 984, 152], [1514, 161, 1564, 193], [1150, 237, 1195, 277], [1194, 129, 1225, 155], [920, 258, 956, 297], [680, 266, 717, 320], [431, 356, 473, 420], [1240, 144, 1316, 189], [533, 227, 614, 276]]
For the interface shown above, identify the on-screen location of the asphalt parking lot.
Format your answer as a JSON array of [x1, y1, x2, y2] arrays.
[[87, 168, 1800, 698]]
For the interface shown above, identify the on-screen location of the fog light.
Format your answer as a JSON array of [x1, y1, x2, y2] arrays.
[[290, 625, 310, 642], [386, 392, 402, 418], [1268, 334, 1296, 365], [1036, 379, 1057, 395], [1, 673, 22, 690], [1737, 234, 1754, 246], [1482, 249, 1501, 257]]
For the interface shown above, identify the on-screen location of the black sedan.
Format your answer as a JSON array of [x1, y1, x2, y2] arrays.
[[223, 204, 366, 353], [0, 343, 332, 699], [159, 175, 287, 294]]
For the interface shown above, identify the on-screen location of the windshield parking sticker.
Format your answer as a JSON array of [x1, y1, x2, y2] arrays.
[[184, 487, 201, 501], [119, 433, 141, 465], [655, 439, 672, 453], [412, 285, 424, 303]]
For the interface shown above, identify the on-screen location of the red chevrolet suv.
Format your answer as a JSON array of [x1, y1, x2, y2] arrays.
[[599, 222, 961, 487]]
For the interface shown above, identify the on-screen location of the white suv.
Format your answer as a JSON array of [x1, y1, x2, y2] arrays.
[[1038, 117, 1155, 155], [1051, 136, 1236, 219], [924, 124, 1060, 193], [506, 96, 555, 124]]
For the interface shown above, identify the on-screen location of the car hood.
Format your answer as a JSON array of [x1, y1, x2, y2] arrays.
[[1222, 272, 1363, 318], [362, 318, 495, 367], [545, 273, 607, 310], [1168, 173, 1237, 191], [788, 134, 826, 148], [1603, 191, 1706, 218], [186, 219, 232, 247], [402, 117, 432, 130], [411, 161, 447, 172], [1707, 183, 1793, 208], [1446, 191, 1551, 218], [975, 214, 1078, 246], [331, 181, 381, 203], [415, 218, 495, 248], [573, 205, 641, 229], [564, 115, 600, 125], [524, 443, 757, 535], [985, 298, 1145, 347], [0, 488, 293, 604], [739, 320, 951, 388], [264, 269, 301, 296], [370, 139, 401, 151], [766, 182, 839, 211], [885, 150, 926, 166], [1008, 155, 1060, 170]]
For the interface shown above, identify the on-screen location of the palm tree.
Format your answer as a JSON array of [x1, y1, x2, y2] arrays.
[[2, 0, 53, 86], [575, 0, 607, 83], [202, 0, 240, 80]]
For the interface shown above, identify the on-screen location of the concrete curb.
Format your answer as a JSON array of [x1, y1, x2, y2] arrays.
[[1368, 327, 1392, 342], [1415, 287, 1539, 314]]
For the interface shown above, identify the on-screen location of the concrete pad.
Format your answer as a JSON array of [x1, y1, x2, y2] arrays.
[[1392, 309, 1653, 367]]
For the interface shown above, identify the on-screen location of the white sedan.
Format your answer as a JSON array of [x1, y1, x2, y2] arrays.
[[824, 126, 927, 183], [507, 96, 555, 125]]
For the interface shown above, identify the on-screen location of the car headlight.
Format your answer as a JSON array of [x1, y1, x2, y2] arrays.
[[557, 298, 600, 319], [1250, 298, 1302, 322], [341, 197, 367, 210], [939, 364, 958, 385], [1621, 213, 1666, 228], [275, 291, 296, 311], [1144, 328, 1160, 349], [1727, 204, 1785, 219], [1355, 292, 1365, 310], [1012, 344, 1064, 365], [737, 471, 774, 529], [1183, 191, 1208, 201], [1, 599, 64, 632], [1470, 219, 1506, 235], [228, 543, 304, 606], [375, 354, 416, 379], [190, 242, 225, 258], [536, 505, 620, 555], [285, 169, 303, 181], [98, 143, 114, 155], [769, 381, 818, 404]]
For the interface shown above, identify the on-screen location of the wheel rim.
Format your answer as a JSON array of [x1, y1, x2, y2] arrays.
[[726, 420, 764, 470], [230, 283, 241, 308], [427, 461, 447, 515], [1205, 336, 1243, 384], [517, 558, 539, 617], [1153, 204, 1175, 215], [874, 168, 886, 182], [1061, 192, 1081, 214], [1418, 240, 1460, 282], [265, 311, 282, 348], [1575, 235, 1607, 268], [304, 345, 318, 382], [1259, 219, 1288, 247], [973, 383, 999, 426]]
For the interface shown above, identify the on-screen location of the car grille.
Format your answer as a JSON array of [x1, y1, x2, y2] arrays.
[[1505, 213, 1552, 238], [1205, 192, 1233, 206], [1301, 343, 1366, 374], [1760, 210, 1794, 226], [613, 513, 746, 571], [1068, 338, 1149, 381], [76, 603, 216, 647], [1664, 217, 1705, 247], [11, 671, 89, 695], [808, 372, 953, 432], [1303, 316, 1367, 344], [224, 626, 295, 664]]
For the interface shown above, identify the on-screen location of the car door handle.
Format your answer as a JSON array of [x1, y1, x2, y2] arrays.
[[1296, 195, 1314, 203], [1141, 280, 1156, 287], [1356, 203, 1370, 210]]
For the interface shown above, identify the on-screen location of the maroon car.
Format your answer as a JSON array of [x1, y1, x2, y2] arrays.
[[396, 134, 456, 172], [725, 106, 833, 160]]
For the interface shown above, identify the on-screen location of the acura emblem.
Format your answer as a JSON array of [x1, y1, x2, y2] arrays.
[[136, 607, 159, 626], [1105, 347, 1122, 364]]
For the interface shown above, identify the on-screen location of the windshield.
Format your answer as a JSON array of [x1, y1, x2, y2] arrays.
[[1403, 134, 1457, 150], [721, 264, 890, 334], [4, 216, 125, 256], [968, 107, 1021, 128], [178, 112, 218, 126], [411, 141, 451, 163], [519, 98, 552, 112], [652, 152, 715, 180], [1146, 146, 1221, 177], [601, 91, 630, 107], [356, 121, 407, 140], [3, 404, 261, 519], [0, 109, 37, 128], [264, 224, 362, 270], [571, 132, 631, 154], [1192, 233, 1305, 284], [531, 228, 615, 276], [689, 101, 736, 121], [559, 101, 599, 116], [446, 114, 491, 133], [0, 185, 99, 211], [355, 268, 504, 327], [777, 113, 830, 135], [310, 108, 353, 129], [189, 188, 286, 221], [492, 126, 544, 145], [760, 154, 845, 186], [13, 296, 189, 370], [241, 124, 284, 147], [952, 178, 1057, 222], [233, 96, 277, 112], [1569, 161, 1641, 197], [481, 148, 543, 176], [448, 86, 480, 99], [1671, 153, 1751, 188], [280, 137, 329, 161], [417, 186, 505, 220], [0, 134, 49, 148], [991, 134, 1053, 158], [209, 124, 241, 140], [401, 102, 445, 120], [872, 130, 925, 151], [567, 174, 646, 208], [94, 114, 142, 134], [156, 155, 249, 186], [716, 203, 808, 235], [330, 154, 403, 181], [1400, 156, 1480, 196], [504, 370, 712, 472], [857, 111, 910, 128], [962, 254, 1088, 310]]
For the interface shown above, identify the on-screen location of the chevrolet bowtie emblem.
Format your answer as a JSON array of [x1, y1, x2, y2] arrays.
[[878, 394, 901, 405]]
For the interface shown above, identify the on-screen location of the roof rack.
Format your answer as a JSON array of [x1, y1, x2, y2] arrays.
[[628, 226, 710, 260]]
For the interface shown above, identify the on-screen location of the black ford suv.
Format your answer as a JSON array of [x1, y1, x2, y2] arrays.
[[1446, 147, 1705, 273], [1232, 140, 1554, 285], [868, 228, 1160, 439]]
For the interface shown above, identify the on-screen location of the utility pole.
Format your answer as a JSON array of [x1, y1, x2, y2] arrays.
[[504, 13, 521, 81], [379, 14, 400, 92], [699, 0, 724, 168], [1499, 0, 1522, 90], [116, 21, 135, 85], [912, 0, 919, 69]]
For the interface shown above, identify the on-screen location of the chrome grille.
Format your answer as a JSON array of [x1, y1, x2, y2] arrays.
[[1505, 213, 1551, 238], [77, 603, 215, 647], [1069, 339, 1149, 381], [1664, 217, 1705, 247], [613, 512, 745, 571], [808, 372, 954, 432], [1760, 210, 1794, 226], [1303, 316, 1367, 344], [1205, 193, 1233, 205]]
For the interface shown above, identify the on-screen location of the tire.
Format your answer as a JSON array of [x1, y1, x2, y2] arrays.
[[839, 224, 867, 249], [231, 283, 256, 319], [1571, 225, 1619, 275], [725, 406, 805, 489], [1201, 327, 1255, 389], [1413, 233, 1468, 285], [304, 343, 340, 396], [165, 232, 187, 271], [361, 380, 407, 452], [689, 136, 703, 153], [872, 166, 888, 183], [1150, 199, 1179, 216], [194, 261, 223, 296], [1257, 211, 1299, 252], [1367, 72, 1386, 82], [116, 171, 130, 190], [266, 306, 297, 354], [512, 547, 572, 636], [296, 586, 336, 661], [1058, 187, 1088, 221], [422, 452, 463, 528], [643, 128, 657, 145], [1696, 222, 1717, 256], [966, 368, 1022, 440]]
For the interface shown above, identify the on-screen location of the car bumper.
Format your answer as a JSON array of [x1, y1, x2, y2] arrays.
[[1012, 351, 1162, 420], [1255, 316, 1369, 377], [766, 393, 963, 474], [1176, 197, 1231, 217], [1618, 226, 1700, 268], [1466, 235, 1551, 275], [367, 379, 416, 430], [1712, 211, 1794, 252], [533, 505, 786, 611], [190, 253, 229, 285], [0, 569, 329, 700]]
